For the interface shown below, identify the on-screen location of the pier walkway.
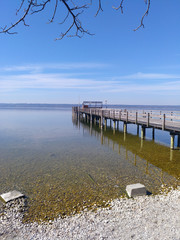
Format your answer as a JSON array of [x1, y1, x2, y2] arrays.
[[72, 106, 180, 149]]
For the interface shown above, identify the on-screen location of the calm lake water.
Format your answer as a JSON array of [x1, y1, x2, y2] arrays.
[[0, 106, 179, 222]]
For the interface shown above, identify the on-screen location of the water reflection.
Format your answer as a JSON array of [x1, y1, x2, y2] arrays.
[[73, 116, 180, 186]]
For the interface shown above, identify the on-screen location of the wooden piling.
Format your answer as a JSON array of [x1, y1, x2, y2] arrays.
[[113, 121, 116, 130], [178, 135, 180, 148], [152, 128, 155, 140], [124, 123, 127, 133], [170, 134, 175, 150], [99, 117, 101, 128], [137, 125, 139, 135], [147, 113, 150, 127], [135, 112, 138, 124], [141, 126, 146, 140], [104, 118, 107, 131], [162, 114, 166, 130]]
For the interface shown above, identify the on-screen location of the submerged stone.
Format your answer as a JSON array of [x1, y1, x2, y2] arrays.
[[126, 183, 146, 197], [0, 190, 24, 203]]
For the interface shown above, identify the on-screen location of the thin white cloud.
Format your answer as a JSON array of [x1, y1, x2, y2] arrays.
[[106, 81, 180, 93], [0, 73, 119, 91], [113, 72, 180, 80], [0, 62, 108, 73], [0, 72, 180, 94]]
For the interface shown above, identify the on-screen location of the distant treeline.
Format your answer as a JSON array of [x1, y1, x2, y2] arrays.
[[0, 103, 77, 110]]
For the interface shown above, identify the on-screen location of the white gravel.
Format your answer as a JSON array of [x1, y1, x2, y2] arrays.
[[0, 187, 180, 240]]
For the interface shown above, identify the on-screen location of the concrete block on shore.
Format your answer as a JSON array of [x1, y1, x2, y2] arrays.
[[126, 183, 146, 197], [0, 190, 24, 203]]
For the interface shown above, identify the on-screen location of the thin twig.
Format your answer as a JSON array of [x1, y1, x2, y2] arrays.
[[134, 0, 150, 31], [113, 0, 124, 13], [49, 0, 58, 23], [16, 0, 25, 15], [95, 0, 103, 17]]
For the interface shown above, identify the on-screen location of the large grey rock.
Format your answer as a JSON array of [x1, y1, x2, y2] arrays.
[[0, 190, 24, 203], [126, 183, 146, 197]]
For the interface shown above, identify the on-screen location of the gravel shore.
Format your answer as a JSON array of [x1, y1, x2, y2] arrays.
[[0, 187, 180, 240]]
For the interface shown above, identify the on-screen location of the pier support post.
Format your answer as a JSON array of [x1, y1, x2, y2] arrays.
[[113, 120, 116, 130], [117, 121, 119, 130], [124, 132, 126, 142], [110, 119, 112, 128], [162, 114, 166, 130], [147, 113, 150, 127], [135, 112, 138, 124], [123, 123, 127, 141], [177, 135, 180, 148], [94, 117, 96, 125], [152, 128, 155, 140], [123, 123, 127, 134], [101, 117, 103, 129], [119, 110, 122, 121], [170, 134, 175, 150], [100, 110, 103, 129], [141, 126, 146, 140], [126, 111, 128, 122], [90, 109, 92, 125], [104, 118, 107, 131], [137, 125, 139, 135]]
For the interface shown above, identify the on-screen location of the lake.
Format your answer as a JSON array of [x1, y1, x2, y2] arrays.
[[0, 105, 179, 222]]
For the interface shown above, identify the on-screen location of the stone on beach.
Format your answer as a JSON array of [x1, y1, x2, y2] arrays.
[[126, 183, 146, 197], [0, 190, 24, 203]]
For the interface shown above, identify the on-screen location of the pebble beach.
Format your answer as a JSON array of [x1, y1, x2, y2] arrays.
[[0, 187, 180, 240]]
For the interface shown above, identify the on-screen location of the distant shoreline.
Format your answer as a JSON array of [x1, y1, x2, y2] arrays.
[[0, 103, 180, 111]]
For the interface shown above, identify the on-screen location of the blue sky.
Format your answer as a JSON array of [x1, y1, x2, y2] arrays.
[[0, 0, 180, 105]]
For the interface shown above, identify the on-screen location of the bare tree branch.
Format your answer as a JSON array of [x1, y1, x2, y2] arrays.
[[31, 0, 51, 14], [0, 0, 151, 39], [56, 0, 93, 40], [0, 0, 33, 34], [113, 0, 151, 31]]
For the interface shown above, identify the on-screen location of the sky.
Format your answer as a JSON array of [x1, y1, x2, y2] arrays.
[[0, 0, 180, 105]]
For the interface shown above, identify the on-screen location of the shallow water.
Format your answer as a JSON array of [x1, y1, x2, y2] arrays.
[[0, 108, 179, 222]]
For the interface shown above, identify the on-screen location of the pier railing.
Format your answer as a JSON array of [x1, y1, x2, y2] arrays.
[[72, 107, 180, 149], [73, 107, 180, 132]]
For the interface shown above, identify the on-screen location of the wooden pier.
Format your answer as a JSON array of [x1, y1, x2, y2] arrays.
[[72, 106, 180, 150]]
